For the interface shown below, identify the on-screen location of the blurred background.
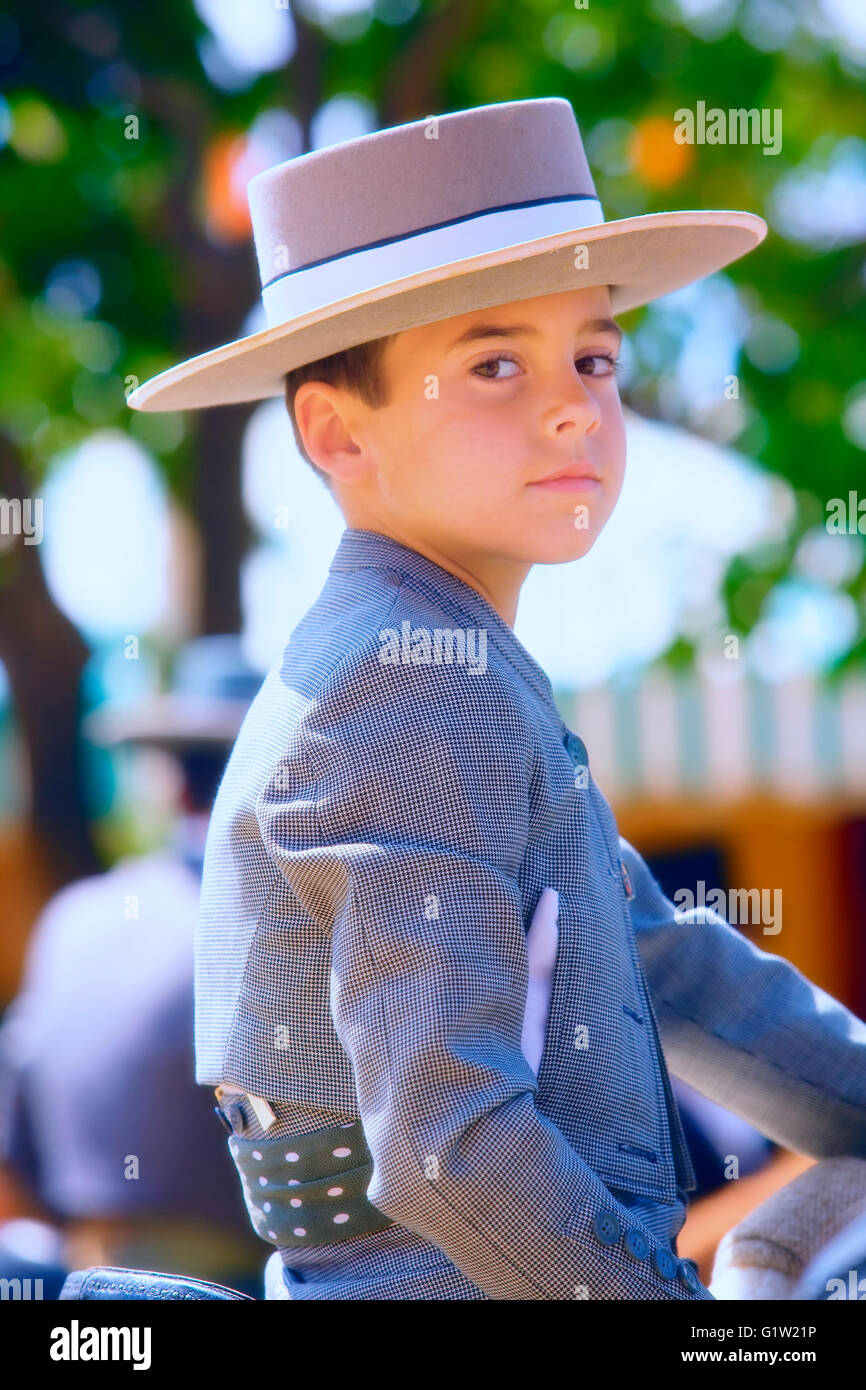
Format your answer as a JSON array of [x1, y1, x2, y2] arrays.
[[0, 0, 864, 1291]]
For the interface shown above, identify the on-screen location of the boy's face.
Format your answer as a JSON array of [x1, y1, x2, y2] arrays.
[[302, 284, 627, 623]]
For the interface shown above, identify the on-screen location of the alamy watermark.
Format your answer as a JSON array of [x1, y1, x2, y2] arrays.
[[674, 102, 782, 156], [826, 1270, 866, 1299], [0, 497, 43, 545], [826, 492, 866, 533], [673, 880, 781, 934], [378, 621, 487, 674], [1, 1275, 43, 1299], [50, 1321, 151, 1369]]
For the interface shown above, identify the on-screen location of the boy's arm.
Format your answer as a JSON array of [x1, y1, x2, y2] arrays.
[[620, 836, 866, 1160], [257, 656, 711, 1301]]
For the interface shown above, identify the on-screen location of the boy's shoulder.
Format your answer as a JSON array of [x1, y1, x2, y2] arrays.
[[233, 562, 538, 794], [278, 562, 520, 720], [245, 563, 539, 861]]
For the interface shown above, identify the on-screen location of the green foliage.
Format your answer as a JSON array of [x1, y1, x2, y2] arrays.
[[0, 0, 863, 665]]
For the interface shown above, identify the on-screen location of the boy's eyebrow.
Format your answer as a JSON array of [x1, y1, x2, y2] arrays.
[[446, 316, 623, 352]]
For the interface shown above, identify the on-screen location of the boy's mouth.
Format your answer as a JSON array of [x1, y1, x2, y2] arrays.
[[528, 476, 602, 493], [527, 460, 602, 493]]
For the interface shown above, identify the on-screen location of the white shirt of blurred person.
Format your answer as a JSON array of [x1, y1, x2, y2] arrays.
[[0, 743, 265, 1294]]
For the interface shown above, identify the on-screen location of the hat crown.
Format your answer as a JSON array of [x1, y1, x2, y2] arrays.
[[171, 634, 263, 704], [246, 98, 597, 292]]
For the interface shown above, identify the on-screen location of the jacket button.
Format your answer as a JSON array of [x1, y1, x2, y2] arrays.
[[592, 1210, 621, 1245], [623, 1227, 649, 1261], [677, 1257, 702, 1292], [652, 1247, 678, 1279], [619, 858, 634, 900], [563, 731, 588, 768]]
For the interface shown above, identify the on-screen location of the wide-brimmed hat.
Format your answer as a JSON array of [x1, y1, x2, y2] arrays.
[[82, 635, 264, 750], [126, 96, 767, 414]]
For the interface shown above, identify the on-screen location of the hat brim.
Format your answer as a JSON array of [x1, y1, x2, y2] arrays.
[[83, 695, 251, 749], [127, 209, 766, 413]]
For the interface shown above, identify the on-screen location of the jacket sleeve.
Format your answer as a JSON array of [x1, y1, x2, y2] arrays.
[[620, 835, 866, 1161], [256, 649, 712, 1300]]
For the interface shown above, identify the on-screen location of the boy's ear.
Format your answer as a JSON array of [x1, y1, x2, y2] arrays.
[[294, 381, 367, 486]]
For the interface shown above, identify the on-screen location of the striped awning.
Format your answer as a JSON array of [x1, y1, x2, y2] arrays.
[[555, 669, 866, 802]]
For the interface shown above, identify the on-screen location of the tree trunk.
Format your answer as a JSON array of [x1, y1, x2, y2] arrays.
[[0, 432, 101, 890]]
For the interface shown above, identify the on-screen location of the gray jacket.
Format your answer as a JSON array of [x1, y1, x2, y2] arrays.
[[195, 527, 866, 1299]]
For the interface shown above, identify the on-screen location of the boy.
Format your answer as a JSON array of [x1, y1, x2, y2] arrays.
[[128, 98, 866, 1300]]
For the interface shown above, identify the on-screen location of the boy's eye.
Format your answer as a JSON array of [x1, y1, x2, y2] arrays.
[[472, 354, 521, 380], [471, 352, 621, 380], [578, 353, 621, 377]]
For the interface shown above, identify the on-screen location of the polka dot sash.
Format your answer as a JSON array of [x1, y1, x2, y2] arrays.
[[227, 1120, 394, 1249]]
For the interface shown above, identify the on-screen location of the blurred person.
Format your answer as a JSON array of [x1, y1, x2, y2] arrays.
[[0, 635, 266, 1298]]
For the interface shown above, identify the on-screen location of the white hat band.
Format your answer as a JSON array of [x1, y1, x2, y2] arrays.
[[261, 196, 605, 329]]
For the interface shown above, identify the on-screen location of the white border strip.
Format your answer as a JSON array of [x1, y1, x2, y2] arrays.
[[261, 198, 605, 327]]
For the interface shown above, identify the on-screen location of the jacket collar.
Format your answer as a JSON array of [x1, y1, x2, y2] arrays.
[[328, 527, 561, 717]]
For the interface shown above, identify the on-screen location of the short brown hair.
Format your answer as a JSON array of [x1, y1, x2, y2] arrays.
[[283, 334, 397, 493]]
